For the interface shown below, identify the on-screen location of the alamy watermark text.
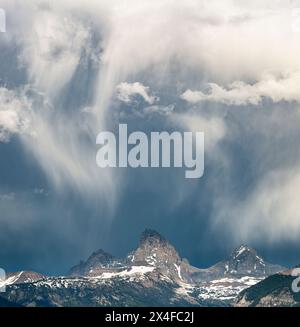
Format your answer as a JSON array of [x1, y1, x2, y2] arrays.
[[96, 124, 204, 179]]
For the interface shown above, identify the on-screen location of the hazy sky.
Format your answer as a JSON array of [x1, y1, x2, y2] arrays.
[[1, 0, 300, 275]]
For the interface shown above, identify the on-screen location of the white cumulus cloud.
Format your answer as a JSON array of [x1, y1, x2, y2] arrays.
[[116, 82, 158, 104], [0, 88, 31, 142], [181, 72, 300, 106]]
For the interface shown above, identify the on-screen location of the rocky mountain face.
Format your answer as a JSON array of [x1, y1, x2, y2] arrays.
[[69, 229, 198, 283], [1, 271, 45, 287], [235, 267, 300, 307], [0, 230, 287, 307], [127, 229, 198, 282], [184, 244, 285, 304], [128, 229, 181, 266], [226, 245, 284, 277], [69, 249, 116, 277], [190, 245, 285, 282]]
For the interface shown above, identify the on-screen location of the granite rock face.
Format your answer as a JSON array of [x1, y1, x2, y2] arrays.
[[0, 230, 287, 307], [189, 245, 285, 282]]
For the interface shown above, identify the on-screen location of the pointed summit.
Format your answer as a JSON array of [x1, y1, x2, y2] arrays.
[[127, 229, 185, 279], [139, 229, 168, 246], [133, 229, 179, 263], [230, 245, 262, 264], [224, 244, 285, 277], [69, 249, 115, 276], [190, 244, 286, 282], [231, 245, 258, 258], [226, 244, 266, 276]]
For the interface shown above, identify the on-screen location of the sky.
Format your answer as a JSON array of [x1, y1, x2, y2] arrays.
[[1, 0, 300, 275]]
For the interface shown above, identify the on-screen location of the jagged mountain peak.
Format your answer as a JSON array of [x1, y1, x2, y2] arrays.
[[133, 229, 177, 261], [224, 244, 285, 277], [226, 244, 265, 276], [1, 232, 288, 307], [139, 229, 168, 246], [230, 245, 261, 261], [189, 244, 286, 283], [128, 229, 185, 279], [88, 249, 114, 262], [69, 248, 115, 276]]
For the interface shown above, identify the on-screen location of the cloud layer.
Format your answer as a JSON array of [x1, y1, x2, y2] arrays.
[[181, 73, 300, 106], [116, 82, 158, 104], [0, 88, 31, 142], [1, 0, 300, 271]]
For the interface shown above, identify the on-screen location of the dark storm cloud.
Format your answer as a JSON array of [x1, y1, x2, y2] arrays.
[[1, 0, 300, 274]]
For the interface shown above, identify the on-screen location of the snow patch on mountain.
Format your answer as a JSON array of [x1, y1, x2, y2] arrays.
[[99, 266, 155, 279], [0, 272, 23, 288]]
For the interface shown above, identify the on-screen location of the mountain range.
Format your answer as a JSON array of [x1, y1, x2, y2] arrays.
[[1, 229, 296, 307]]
